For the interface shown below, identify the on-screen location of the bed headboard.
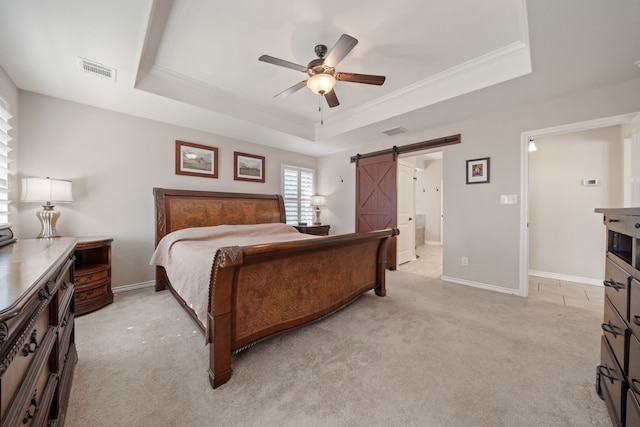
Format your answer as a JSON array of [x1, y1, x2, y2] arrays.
[[153, 188, 286, 245]]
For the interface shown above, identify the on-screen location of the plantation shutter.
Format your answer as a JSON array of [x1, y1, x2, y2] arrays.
[[282, 165, 314, 225], [0, 99, 12, 226]]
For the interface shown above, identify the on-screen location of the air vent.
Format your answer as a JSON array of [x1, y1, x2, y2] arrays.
[[381, 126, 407, 136], [78, 57, 116, 82]]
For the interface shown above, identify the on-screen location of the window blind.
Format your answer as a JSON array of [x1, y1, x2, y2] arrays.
[[0, 98, 12, 226], [282, 165, 314, 225]]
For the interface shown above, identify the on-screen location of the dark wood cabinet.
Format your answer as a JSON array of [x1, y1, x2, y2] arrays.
[[73, 237, 113, 316], [294, 225, 330, 236], [595, 208, 640, 427], [0, 238, 77, 426]]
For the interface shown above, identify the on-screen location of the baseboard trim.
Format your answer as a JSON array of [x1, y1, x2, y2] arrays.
[[112, 281, 155, 293], [528, 270, 603, 287], [441, 276, 523, 296], [425, 241, 442, 245]]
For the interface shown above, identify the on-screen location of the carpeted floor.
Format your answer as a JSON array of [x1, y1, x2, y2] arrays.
[[66, 270, 611, 427]]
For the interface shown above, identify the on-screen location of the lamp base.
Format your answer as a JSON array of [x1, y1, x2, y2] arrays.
[[36, 205, 61, 238], [313, 208, 322, 226]]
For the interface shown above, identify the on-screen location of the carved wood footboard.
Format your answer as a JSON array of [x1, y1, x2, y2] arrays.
[[207, 228, 396, 388]]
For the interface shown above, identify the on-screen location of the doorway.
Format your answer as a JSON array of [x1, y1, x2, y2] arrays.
[[519, 112, 640, 297], [398, 151, 444, 278]]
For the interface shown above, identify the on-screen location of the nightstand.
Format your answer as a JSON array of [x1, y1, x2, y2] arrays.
[[294, 225, 330, 236], [73, 237, 113, 315]]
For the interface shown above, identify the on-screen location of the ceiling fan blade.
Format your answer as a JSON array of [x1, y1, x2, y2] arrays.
[[323, 34, 358, 68], [336, 72, 386, 86], [324, 89, 340, 108], [259, 55, 308, 73], [274, 80, 307, 98]]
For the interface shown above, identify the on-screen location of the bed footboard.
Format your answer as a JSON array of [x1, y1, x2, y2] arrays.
[[207, 228, 398, 388]]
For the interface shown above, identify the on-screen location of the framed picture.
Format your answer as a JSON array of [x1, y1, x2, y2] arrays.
[[175, 140, 218, 178], [466, 157, 490, 184], [234, 152, 265, 183]]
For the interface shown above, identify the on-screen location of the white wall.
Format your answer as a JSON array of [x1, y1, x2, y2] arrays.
[[318, 77, 640, 293], [529, 126, 623, 282], [423, 159, 443, 244], [16, 92, 317, 288]]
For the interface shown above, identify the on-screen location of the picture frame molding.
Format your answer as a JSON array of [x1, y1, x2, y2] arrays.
[[175, 140, 219, 179], [234, 151, 265, 183], [466, 157, 490, 184]]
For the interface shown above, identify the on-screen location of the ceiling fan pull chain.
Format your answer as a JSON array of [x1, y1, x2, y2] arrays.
[[319, 94, 324, 125]]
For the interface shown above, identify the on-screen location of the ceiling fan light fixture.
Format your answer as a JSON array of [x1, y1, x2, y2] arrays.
[[306, 73, 336, 95]]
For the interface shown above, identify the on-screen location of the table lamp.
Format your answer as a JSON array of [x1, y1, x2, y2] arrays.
[[21, 177, 73, 238], [311, 195, 326, 225]]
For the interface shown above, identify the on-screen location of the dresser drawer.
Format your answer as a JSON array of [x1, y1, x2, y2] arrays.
[[604, 256, 631, 321], [19, 373, 57, 427], [598, 336, 627, 427], [0, 304, 51, 416], [629, 334, 640, 396], [627, 388, 640, 427], [630, 278, 640, 338], [58, 311, 74, 372], [603, 296, 630, 373], [1, 326, 57, 426]]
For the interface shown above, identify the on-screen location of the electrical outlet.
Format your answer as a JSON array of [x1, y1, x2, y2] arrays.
[[461, 256, 469, 266]]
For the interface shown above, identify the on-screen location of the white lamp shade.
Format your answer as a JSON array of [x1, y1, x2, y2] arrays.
[[21, 177, 73, 203], [306, 74, 336, 94], [311, 195, 326, 207]]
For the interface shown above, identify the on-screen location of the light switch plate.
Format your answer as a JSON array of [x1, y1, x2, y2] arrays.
[[500, 194, 518, 204]]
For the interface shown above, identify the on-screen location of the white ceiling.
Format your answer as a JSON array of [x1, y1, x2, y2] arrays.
[[0, 0, 639, 157]]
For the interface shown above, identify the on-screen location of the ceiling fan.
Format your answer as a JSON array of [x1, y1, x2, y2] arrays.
[[258, 34, 386, 109]]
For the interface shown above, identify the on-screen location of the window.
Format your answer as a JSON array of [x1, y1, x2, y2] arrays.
[[0, 97, 12, 226], [281, 165, 314, 225]]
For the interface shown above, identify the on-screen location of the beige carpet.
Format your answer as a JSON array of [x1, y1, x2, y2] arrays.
[[66, 270, 611, 427]]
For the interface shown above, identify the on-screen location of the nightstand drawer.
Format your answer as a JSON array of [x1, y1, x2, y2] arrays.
[[74, 278, 110, 303], [294, 225, 330, 236], [74, 265, 109, 285]]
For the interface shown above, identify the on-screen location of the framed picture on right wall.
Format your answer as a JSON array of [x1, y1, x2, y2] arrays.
[[466, 157, 490, 184]]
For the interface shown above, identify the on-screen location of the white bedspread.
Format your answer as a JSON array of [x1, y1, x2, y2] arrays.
[[149, 223, 318, 327]]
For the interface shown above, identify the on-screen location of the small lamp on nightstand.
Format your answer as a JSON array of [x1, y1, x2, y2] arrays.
[[21, 177, 73, 238], [311, 195, 326, 225]]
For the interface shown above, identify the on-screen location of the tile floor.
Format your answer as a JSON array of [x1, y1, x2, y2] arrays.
[[528, 275, 603, 312], [398, 244, 604, 312]]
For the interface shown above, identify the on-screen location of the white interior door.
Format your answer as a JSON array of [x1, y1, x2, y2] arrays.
[[397, 160, 415, 265]]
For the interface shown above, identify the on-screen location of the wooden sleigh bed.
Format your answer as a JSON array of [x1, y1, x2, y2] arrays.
[[152, 188, 398, 388]]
